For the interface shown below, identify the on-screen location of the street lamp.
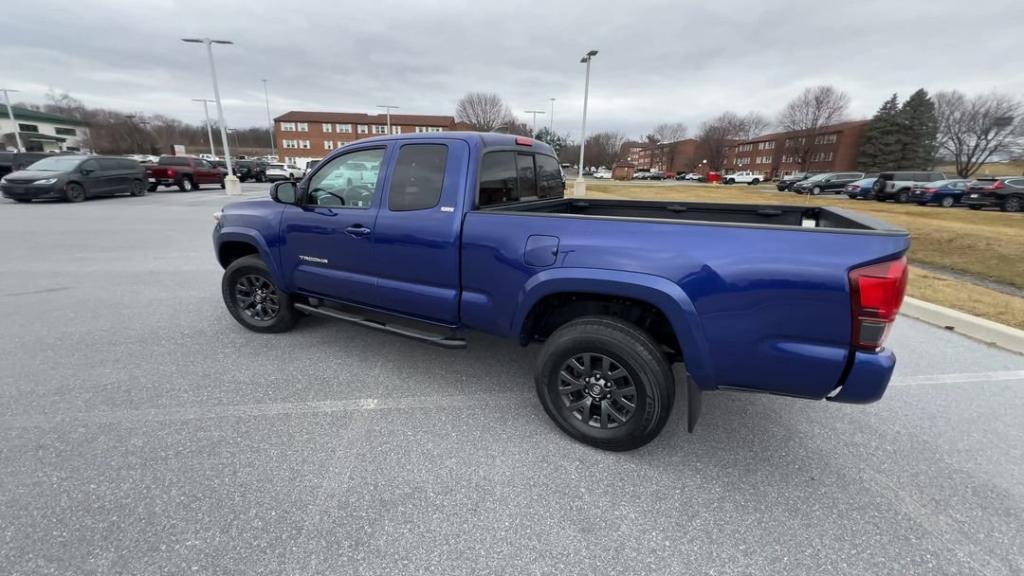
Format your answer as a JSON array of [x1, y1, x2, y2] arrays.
[[182, 37, 239, 195], [575, 50, 598, 197], [376, 105, 399, 133], [192, 98, 217, 158], [549, 97, 555, 134], [261, 79, 275, 157], [523, 110, 546, 136], [0, 88, 24, 152]]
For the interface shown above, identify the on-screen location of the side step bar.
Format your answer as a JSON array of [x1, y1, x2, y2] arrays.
[[294, 303, 467, 349]]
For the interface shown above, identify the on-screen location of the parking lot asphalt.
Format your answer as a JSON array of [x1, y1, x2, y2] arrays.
[[2, 185, 1023, 576]]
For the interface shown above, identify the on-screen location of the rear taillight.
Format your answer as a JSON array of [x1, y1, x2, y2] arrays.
[[993, 180, 1005, 190], [923, 188, 937, 193], [849, 185, 860, 191], [168, 168, 176, 177], [849, 257, 908, 351]]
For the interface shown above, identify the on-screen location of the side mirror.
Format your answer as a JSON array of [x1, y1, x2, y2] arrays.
[[270, 181, 297, 204], [80, 168, 94, 175]]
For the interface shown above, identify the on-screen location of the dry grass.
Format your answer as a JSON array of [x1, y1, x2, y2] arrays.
[[580, 180, 1024, 328]]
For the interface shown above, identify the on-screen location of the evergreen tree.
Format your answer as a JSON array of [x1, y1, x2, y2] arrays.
[[896, 89, 939, 170], [858, 94, 903, 172]]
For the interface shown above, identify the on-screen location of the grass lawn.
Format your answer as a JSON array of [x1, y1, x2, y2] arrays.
[[579, 180, 1024, 329]]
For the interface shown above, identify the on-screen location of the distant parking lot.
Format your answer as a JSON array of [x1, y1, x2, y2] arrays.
[[2, 189, 1024, 575]]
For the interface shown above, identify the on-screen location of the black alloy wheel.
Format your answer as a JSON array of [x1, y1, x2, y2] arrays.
[[233, 274, 281, 322], [557, 353, 638, 429]]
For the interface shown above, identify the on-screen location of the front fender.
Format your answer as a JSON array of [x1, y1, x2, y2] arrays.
[[513, 268, 716, 390], [214, 226, 285, 289]]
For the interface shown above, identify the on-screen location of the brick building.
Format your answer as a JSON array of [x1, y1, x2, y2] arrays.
[[272, 111, 456, 164], [722, 120, 869, 178], [625, 139, 700, 174]]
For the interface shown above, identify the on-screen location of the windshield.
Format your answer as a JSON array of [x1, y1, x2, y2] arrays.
[[268, 164, 285, 169], [803, 173, 829, 182], [25, 157, 83, 171]]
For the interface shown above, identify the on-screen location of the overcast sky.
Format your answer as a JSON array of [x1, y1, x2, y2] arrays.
[[4, 0, 1022, 139]]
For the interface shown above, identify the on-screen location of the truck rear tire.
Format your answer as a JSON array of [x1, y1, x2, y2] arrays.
[[178, 177, 194, 192], [221, 255, 299, 333], [535, 316, 675, 451]]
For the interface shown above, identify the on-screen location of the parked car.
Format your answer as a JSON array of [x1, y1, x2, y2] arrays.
[[963, 177, 1024, 212], [723, 171, 764, 185], [265, 163, 304, 181], [845, 178, 878, 199], [234, 160, 267, 182], [146, 155, 226, 192], [636, 171, 665, 181], [1, 155, 146, 202], [592, 169, 613, 179], [776, 172, 817, 191], [792, 172, 866, 195], [0, 152, 51, 179], [212, 131, 909, 451], [909, 179, 971, 207], [676, 172, 701, 181], [872, 171, 945, 203]]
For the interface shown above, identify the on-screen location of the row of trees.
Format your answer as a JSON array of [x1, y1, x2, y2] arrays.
[[15, 91, 273, 156]]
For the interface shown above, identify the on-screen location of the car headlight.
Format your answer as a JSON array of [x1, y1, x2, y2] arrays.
[[33, 178, 59, 185]]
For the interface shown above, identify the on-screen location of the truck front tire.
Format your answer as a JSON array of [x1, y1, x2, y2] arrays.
[[221, 255, 299, 333], [535, 316, 675, 451]]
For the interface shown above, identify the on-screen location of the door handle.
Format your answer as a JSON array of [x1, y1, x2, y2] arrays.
[[345, 225, 372, 238]]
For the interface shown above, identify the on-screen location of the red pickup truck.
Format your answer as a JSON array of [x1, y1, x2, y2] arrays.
[[145, 156, 226, 192]]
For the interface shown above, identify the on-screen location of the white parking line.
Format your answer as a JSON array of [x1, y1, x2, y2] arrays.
[[891, 370, 1024, 386]]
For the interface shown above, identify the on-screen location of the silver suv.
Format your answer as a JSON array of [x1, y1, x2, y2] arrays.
[[872, 171, 945, 203]]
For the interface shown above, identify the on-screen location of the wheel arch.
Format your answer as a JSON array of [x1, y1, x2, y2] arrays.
[[514, 268, 715, 389], [215, 229, 285, 288]]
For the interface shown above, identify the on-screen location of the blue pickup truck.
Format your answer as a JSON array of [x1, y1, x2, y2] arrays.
[[213, 132, 910, 451]]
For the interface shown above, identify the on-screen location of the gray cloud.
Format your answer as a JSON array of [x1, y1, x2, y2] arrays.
[[4, 0, 1023, 139]]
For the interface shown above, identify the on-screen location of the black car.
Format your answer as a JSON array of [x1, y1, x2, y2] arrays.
[[792, 172, 866, 195], [0, 155, 146, 203], [234, 160, 267, 182], [963, 177, 1024, 212], [776, 172, 818, 191], [0, 152, 51, 179]]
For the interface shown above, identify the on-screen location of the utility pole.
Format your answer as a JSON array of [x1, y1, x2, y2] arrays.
[[1, 88, 24, 152], [376, 105, 399, 133], [549, 97, 555, 134], [182, 37, 239, 194], [523, 110, 546, 136], [192, 98, 217, 158], [575, 50, 598, 197], [261, 79, 275, 157]]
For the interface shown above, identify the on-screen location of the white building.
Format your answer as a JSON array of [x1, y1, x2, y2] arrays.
[[1, 104, 89, 153]]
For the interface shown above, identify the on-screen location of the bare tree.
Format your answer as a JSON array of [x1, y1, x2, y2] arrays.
[[584, 131, 626, 169], [652, 122, 688, 143], [455, 92, 514, 132], [934, 90, 1023, 177], [696, 111, 748, 170], [777, 86, 850, 169], [739, 112, 771, 139]]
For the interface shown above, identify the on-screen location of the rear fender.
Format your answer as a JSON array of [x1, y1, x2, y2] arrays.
[[514, 268, 716, 390]]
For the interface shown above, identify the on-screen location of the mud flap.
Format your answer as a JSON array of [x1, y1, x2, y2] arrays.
[[672, 363, 703, 433]]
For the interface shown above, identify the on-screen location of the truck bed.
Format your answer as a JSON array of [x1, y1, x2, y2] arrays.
[[480, 198, 906, 235]]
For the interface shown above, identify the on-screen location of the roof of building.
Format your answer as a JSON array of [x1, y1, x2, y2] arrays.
[[274, 110, 455, 127], [730, 120, 869, 146], [0, 104, 86, 127]]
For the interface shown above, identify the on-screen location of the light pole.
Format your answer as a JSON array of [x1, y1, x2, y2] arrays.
[[549, 97, 555, 134], [182, 37, 239, 195], [523, 110, 546, 136], [192, 98, 217, 158], [261, 79, 275, 157], [575, 50, 598, 197], [376, 104, 399, 133], [228, 128, 241, 153], [1, 88, 24, 152]]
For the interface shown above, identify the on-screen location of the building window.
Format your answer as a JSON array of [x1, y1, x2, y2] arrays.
[[18, 123, 39, 133], [322, 123, 332, 133], [299, 140, 311, 149], [338, 124, 352, 133], [814, 134, 838, 145], [296, 122, 309, 132], [372, 125, 388, 135], [324, 140, 334, 150], [280, 122, 296, 132], [357, 124, 369, 134], [430, 127, 442, 133], [283, 139, 298, 149], [392, 126, 402, 134], [55, 127, 77, 137]]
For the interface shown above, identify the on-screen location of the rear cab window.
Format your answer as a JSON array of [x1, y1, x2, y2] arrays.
[[478, 151, 564, 208], [388, 144, 448, 211]]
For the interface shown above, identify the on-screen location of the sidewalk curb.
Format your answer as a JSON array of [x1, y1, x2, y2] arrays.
[[900, 297, 1024, 355]]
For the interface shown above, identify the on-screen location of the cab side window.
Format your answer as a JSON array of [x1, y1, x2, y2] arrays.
[[388, 144, 448, 211], [80, 159, 99, 173], [307, 148, 386, 209]]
